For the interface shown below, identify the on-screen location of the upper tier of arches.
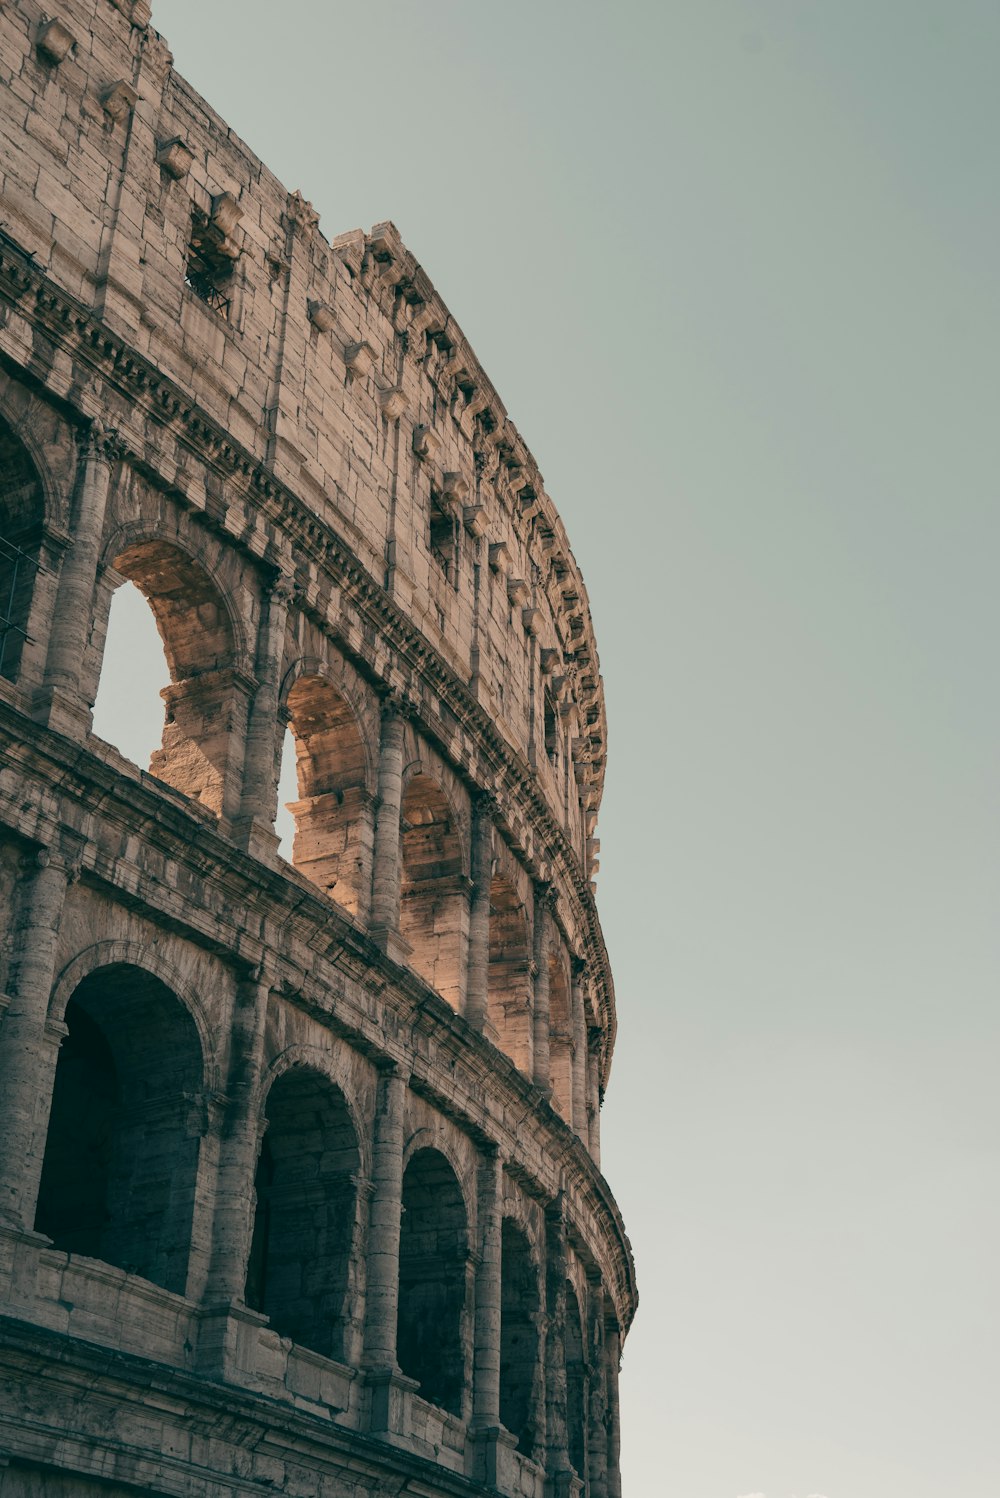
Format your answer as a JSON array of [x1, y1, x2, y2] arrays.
[[0, 395, 613, 1143]]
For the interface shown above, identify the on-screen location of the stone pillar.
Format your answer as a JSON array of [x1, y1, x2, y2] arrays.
[[587, 1030, 603, 1167], [532, 883, 553, 1097], [544, 1199, 572, 1485], [233, 574, 292, 860], [0, 848, 74, 1231], [472, 1148, 503, 1427], [35, 425, 121, 736], [362, 1066, 405, 1372], [465, 791, 494, 1031], [571, 960, 588, 1140], [605, 1320, 623, 1498], [369, 699, 408, 961], [587, 1285, 609, 1498], [202, 967, 270, 1306]]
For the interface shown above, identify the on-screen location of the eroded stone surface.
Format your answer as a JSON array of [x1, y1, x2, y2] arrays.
[[0, 2, 635, 1495]]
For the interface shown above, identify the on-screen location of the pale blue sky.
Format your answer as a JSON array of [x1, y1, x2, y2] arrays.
[[99, 4, 1000, 1493]]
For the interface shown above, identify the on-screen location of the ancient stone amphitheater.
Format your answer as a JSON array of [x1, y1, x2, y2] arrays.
[[0, 2, 636, 1494]]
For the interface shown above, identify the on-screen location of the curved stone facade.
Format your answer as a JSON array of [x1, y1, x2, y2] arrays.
[[0, 3, 636, 1495]]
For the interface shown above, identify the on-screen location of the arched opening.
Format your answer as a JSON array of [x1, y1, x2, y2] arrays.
[[500, 1218, 540, 1456], [93, 539, 238, 816], [0, 418, 44, 683], [245, 1067, 360, 1363], [280, 675, 372, 920], [548, 953, 573, 1123], [566, 1281, 587, 1480], [487, 876, 532, 1073], [400, 774, 467, 1010], [34, 964, 204, 1295], [91, 580, 170, 767], [397, 1148, 467, 1414]]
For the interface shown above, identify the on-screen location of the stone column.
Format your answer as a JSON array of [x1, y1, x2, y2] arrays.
[[465, 791, 494, 1031], [35, 425, 121, 737], [369, 698, 408, 961], [587, 1030, 603, 1167], [532, 883, 552, 1097], [233, 574, 292, 860], [605, 1320, 623, 1498], [472, 1147, 503, 1427], [0, 847, 74, 1231], [571, 959, 588, 1140], [587, 1285, 609, 1498], [362, 1065, 405, 1372], [545, 1198, 572, 1485], [202, 967, 270, 1305]]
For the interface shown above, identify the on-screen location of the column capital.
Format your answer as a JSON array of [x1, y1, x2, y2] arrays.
[[378, 686, 415, 725], [75, 419, 126, 467]]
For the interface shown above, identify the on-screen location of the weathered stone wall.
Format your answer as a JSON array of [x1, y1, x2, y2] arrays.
[[0, 2, 634, 1495]]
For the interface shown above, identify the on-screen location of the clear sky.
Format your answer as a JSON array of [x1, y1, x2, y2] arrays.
[[97, 4, 1000, 1494]]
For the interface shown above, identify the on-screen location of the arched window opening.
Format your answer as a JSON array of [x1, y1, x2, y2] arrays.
[[397, 1148, 467, 1415], [0, 419, 44, 682], [34, 964, 204, 1295], [400, 774, 466, 1010], [565, 1282, 587, 1480], [91, 580, 170, 768], [97, 539, 237, 815], [245, 1067, 360, 1363], [487, 876, 532, 1073], [280, 676, 372, 920], [549, 955, 573, 1123], [500, 1218, 540, 1456]]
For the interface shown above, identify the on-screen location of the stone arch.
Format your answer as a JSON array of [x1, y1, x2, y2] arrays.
[[279, 665, 375, 919], [34, 961, 206, 1296], [487, 873, 532, 1073], [500, 1215, 542, 1456], [397, 1146, 469, 1415], [548, 947, 573, 1123], [565, 1279, 587, 1480], [400, 770, 469, 1010], [48, 939, 220, 1089], [95, 529, 246, 817], [245, 1061, 362, 1364], [0, 414, 47, 682]]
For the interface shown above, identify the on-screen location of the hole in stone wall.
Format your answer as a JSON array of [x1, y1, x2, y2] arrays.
[[91, 580, 169, 769], [94, 541, 237, 816], [400, 774, 466, 1009], [184, 208, 233, 319], [245, 1067, 360, 1363], [277, 676, 372, 918], [500, 1218, 540, 1455], [566, 1281, 587, 1479], [396, 1148, 467, 1415], [34, 964, 204, 1295]]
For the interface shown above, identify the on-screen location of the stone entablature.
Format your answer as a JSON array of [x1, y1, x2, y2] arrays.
[[0, 3, 633, 1495]]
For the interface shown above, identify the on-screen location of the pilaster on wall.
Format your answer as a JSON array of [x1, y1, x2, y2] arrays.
[[265, 191, 321, 491], [93, 25, 174, 339]]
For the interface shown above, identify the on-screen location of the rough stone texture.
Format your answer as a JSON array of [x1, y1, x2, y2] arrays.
[[0, 2, 636, 1494]]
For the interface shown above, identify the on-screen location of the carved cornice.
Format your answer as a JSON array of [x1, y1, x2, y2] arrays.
[[0, 232, 616, 1071]]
